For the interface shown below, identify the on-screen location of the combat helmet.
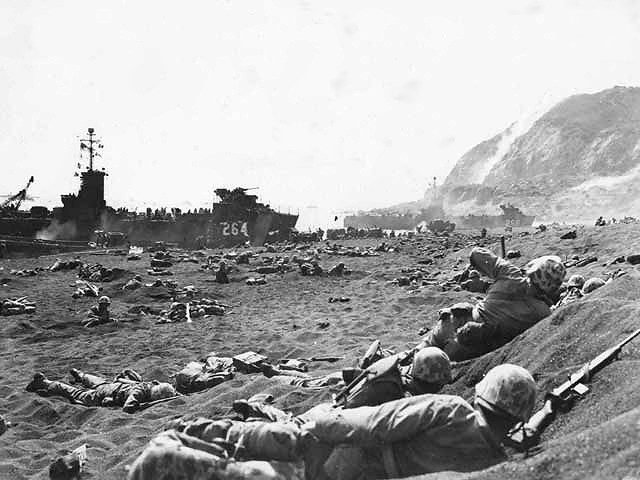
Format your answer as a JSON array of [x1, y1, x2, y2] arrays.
[[149, 382, 176, 401], [566, 274, 585, 289], [98, 296, 111, 305], [582, 277, 606, 294], [468, 269, 480, 279], [525, 255, 566, 296], [411, 347, 452, 385], [474, 364, 537, 422]]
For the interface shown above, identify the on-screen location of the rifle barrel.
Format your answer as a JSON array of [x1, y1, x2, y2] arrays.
[[617, 327, 640, 349], [515, 327, 640, 451]]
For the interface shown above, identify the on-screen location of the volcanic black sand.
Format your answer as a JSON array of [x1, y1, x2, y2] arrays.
[[1, 223, 639, 479]]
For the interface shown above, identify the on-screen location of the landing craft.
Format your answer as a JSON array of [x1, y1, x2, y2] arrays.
[[0, 128, 298, 256], [450, 204, 535, 229]]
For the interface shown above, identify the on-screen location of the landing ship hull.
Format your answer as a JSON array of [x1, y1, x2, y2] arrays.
[[0, 216, 51, 238], [344, 204, 446, 230], [103, 210, 298, 248], [452, 213, 535, 229]]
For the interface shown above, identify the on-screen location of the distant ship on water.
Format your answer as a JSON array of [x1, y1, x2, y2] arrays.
[[0, 128, 298, 250]]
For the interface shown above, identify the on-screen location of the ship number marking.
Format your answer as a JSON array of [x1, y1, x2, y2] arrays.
[[221, 221, 249, 237]]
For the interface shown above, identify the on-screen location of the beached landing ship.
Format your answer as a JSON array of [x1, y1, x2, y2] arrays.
[[0, 128, 298, 251], [451, 204, 535, 229]]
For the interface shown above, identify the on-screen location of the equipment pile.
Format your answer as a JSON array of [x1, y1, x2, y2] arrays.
[[1, 297, 36, 316]]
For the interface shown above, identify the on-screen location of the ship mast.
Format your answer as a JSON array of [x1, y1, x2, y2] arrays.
[[80, 127, 102, 171]]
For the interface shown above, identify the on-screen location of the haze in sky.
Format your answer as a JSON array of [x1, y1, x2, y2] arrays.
[[2, 0, 640, 229]]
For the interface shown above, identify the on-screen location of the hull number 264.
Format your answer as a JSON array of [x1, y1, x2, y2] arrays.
[[221, 221, 249, 237]]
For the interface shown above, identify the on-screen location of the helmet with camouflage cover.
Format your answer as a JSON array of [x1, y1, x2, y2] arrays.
[[566, 274, 585, 289], [474, 364, 537, 422], [149, 382, 176, 401], [525, 255, 566, 296], [582, 277, 605, 294], [411, 347, 452, 385], [98, 296, 111, 305]]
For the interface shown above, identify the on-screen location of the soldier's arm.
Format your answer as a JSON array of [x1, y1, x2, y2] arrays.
[[305, 394, 454, 447], [122, 385, 149, 413], [470, 247, 519, 280]]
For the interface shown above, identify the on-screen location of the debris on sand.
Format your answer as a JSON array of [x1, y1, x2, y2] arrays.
[[157, 299, 229, 323], [78, 263, 126, 282], [560, 230, 577, 240], [49, 444, 87, 480], [49, 259, 82, 272], [10, 268, 42, 276], [1, 297, 36, 316], [627, 254, 640, 265], [328, 296, 350, 303], [147, 267, 173, 276], [71, 280, 101, 298]]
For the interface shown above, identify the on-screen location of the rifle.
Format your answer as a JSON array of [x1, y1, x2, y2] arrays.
[[136, 395, 182, 411], [333, 369, 376, 406], [507, 327, 640, 451]]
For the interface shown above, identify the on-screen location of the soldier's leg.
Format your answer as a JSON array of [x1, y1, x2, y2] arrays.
[[44, 381, 101, 406], [71, 370, 108, 388], [128, 430, 304, 480], [232, 400, 294, 423], [189, 371, 234, 392]]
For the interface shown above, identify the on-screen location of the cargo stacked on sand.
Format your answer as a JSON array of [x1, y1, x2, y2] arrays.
[[0, 128, 298, 255]]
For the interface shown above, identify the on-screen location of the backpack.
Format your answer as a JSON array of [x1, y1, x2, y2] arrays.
[[343, 356, 404, 409]]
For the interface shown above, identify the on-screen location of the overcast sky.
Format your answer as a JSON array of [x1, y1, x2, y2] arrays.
[[2, 0, 639, 226]]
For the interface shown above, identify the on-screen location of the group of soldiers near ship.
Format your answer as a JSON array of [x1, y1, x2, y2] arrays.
[[22, 242, 611, 480]]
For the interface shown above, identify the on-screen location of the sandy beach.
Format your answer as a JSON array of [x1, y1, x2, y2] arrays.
[[1, 223, 639, 479]]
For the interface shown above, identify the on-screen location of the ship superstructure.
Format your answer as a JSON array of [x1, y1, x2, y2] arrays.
[[0, 128, 298, 250]]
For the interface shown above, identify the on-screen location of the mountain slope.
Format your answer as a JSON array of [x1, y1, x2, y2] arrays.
[[483, 86, 640, 188], [441, 86, 640, 221]]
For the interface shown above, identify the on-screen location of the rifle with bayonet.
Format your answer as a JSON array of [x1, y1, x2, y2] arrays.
[[507, 327, 640, 451]]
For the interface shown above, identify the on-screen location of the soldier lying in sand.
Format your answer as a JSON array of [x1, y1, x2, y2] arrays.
[[127, 364, 536, 480], [419, 247, 565, 361], [26, 368, 176, 413], [260, 345, 452, 411]]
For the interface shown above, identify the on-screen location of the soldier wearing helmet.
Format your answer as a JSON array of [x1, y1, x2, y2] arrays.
[[128, 363, 536, 480], [553, 274, 586, 309], [408, 346, 453, 389], [460, 269, 490, 293], [338, 346, 452, 409], [582, 277, 606, 294], [299, 260, 323, 276], [474, 364, 537, 428], [82, 295, 114, 328], [122, 275, 144, 291], [26, 369, 177, 413], [419, 247, 565, 361], [215, 261, 230, 284]]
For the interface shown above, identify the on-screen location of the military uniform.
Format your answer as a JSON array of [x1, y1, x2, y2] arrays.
[[29, 371, 155, 413], [421, 248, 554, 360], [82, 304, 112, 327], [128, 394, 507, 480]]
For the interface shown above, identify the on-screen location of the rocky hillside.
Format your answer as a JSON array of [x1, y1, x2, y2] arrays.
[[441, 86, 640, 221]]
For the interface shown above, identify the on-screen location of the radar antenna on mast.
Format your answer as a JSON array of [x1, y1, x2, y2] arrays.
[[79, 127, 104, 171]]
